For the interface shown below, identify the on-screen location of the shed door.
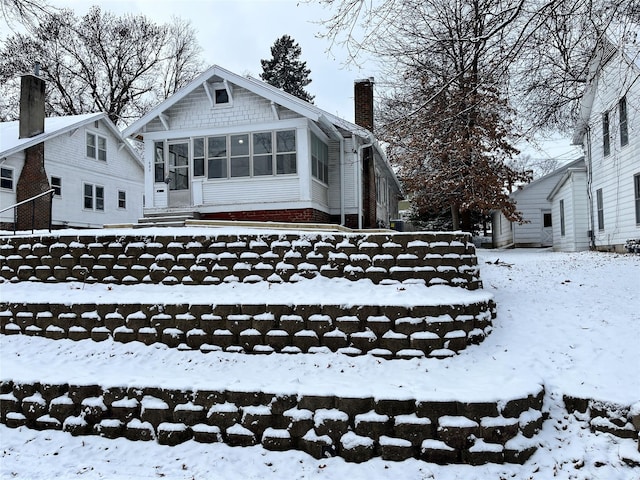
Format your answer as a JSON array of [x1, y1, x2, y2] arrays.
[[168, 142, 190, 207], [542, 210, 553, 247]]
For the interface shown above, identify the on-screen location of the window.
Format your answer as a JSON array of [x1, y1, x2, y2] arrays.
[[252, 132, 273, 176], [215, 88, 229, 104], [559, 200, 565, 236], [193, 138, 205, 177], [543, 212, 552, 228], [634, 174, 640, 224], [596, 188, 604, 230], [311, 133, 328, 183], [118, 190, 126, 209], [154, 142, 165, 183], [51, 176, 62, 196], [204, 129, 296, 179], [276, 130, 297, 175], [230, 134, 250, 177], [602, 112, 611, 156], [619, 96, 628, 147], [86, 132, 107, 161], [0, 167, 13, 190], [207, 136, 227, 179], [84, 183, 104, 211]]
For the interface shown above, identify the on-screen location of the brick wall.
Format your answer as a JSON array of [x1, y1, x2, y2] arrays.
[[201, 208, 331, 224], [15, 143, 51, 231]]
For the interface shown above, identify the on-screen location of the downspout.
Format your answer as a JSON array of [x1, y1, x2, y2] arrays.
[[355, 136, 374, 230]]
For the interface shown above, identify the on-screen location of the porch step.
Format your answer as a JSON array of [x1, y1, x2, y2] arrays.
[[135, 214, 194, 228]]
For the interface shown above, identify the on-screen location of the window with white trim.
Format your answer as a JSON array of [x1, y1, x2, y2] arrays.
[[0, 167, 13, 190], [154, 142, 165, 182], [619, 96, 628, 147], [86, 132, 107, 161], [602, 112, 610, 157], [559, 200, 565, 236], [193, 138, 205, 177], [51, 176, 62, 196], [203, 129, 297, 180], [118, 190, 126, 209], [635, 174, 640, 224], [596, 188, 604, 230], [84, 183, 104, 211], [310, 132, 328, 183]]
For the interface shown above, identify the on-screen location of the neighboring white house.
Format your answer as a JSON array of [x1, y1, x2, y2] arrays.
[[571, 25, 640, 252], [122, 65, 401, 229], [547, 160, 590, 252], [492, 158, 585, 248], [0, 112, 144, 229]]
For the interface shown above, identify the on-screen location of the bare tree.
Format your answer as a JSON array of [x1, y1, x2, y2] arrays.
[[313, 0, 636, 229], [0, 6, 203, 126], [0, 0, 56, 31]]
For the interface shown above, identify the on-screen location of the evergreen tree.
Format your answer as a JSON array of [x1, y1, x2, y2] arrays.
[[260, 35, 314, 103]]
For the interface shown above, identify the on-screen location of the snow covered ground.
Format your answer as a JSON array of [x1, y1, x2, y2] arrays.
[[1, 243, 639, 479]]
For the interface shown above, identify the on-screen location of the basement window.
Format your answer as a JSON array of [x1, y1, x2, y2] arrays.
[[0, 167, 13, 190]]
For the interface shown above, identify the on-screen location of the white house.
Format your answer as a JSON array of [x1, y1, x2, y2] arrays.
[[0, 75, 144, 230], [122, 65, 401, 229], [546, 160, 590, 252], [492, 158, 585, 248], [571, 25, 640, 252]]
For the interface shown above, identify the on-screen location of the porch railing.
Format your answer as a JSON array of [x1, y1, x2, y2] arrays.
[[0, 189, 55, 234]]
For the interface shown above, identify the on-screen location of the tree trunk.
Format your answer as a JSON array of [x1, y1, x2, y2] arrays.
[[450, 204, 460, 231]]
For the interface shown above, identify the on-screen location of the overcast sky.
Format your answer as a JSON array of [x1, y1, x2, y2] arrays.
[[46, 0, 368, 123], [12, 0, 581, 162]]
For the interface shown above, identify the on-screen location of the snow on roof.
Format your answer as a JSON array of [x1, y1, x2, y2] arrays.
[[0, 113, 103, 158]]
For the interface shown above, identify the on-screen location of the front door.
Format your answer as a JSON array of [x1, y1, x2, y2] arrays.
[[541, 210, 553, 246], [168, 142, 190, 207]]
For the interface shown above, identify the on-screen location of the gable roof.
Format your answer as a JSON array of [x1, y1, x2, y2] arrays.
[[122, 64, 370, 140], [0, 113, 142, 166], [122, 64, 401, 193], [547, 158, 587, 201], [511, 157, 586, 198]]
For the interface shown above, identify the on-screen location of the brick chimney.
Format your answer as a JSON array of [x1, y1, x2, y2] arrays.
[[16, 69, 51, 231], [354, 77, 377, 228], [19, 72, 45, 138], [354, 77, 374, 132]]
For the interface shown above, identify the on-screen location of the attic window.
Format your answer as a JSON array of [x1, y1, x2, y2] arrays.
[[204, 81, 232, 107], [215, 88, 229, 104]]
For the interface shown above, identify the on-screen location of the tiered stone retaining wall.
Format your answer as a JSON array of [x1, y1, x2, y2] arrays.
[[0, 299, 495, 359], [0, 231, 482, 289], [0, 380, 544, 465]]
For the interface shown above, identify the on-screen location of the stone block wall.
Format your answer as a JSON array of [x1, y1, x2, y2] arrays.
[[0, 231, 482, 289], [0, 380, 544, 464], [0, 299, 495, 359]]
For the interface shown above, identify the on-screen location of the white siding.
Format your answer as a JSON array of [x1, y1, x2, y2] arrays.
[[510, 174, 560, 246], [583, 51, 640, 249], [1, 119, 143, 228], [551, 171, 589, 252], [201, 176, 300, 209], [491, 212, 513, 247], [145, 85, 301, 133]]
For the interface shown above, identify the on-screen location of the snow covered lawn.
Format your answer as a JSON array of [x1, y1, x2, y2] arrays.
[[1, 246, 639, 479]]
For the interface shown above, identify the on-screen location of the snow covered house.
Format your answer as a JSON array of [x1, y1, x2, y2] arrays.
[[0, 74, 144, 230], [571, 26, 640, 252], [546, 159, 590, 252], [492, 158, 585, 248], [122, 65, 401, 229]]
